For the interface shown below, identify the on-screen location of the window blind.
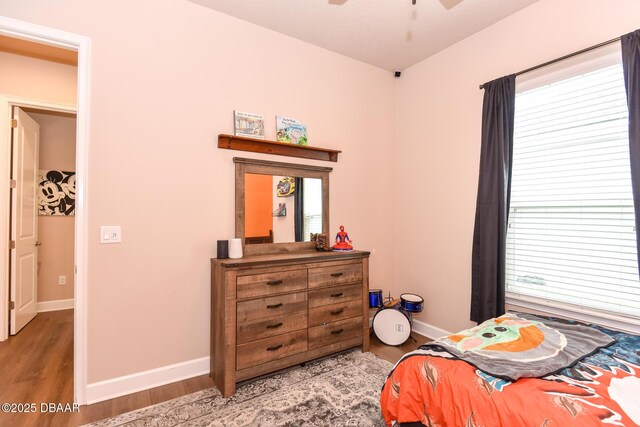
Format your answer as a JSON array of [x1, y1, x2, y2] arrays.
[[303, 213, 322, 241], [302, 178, 323, 241], [506, 62, 640, 319]]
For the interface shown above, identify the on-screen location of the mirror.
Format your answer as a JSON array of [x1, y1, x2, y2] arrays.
[[244, 174, 323, 244], [234, 158, 331, 255]]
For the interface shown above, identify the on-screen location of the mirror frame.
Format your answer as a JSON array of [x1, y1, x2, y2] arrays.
[[234, 157, 332, 256]]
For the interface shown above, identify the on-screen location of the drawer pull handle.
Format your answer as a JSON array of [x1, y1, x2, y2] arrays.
[[330, 272, 344, 277], [330, 308, 344, 315], [331, 328, 344, 335], [267, 303, 283, 309], [266, 322, 283, 329], [267, 280, 283, 286], [267, 344, 283, 351], [330, 292, 344, 298]]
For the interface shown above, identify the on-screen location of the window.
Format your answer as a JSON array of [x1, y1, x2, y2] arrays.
[[303, 178, 322, 241], [506, 47, 640, 323]]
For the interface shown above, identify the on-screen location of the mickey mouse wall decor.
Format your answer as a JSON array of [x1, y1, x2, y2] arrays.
[[38, 170, 76, 216]]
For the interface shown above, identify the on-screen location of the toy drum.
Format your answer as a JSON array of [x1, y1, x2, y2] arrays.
[[372, 304, 412, 346], [369, 289, 383, 308], [400, 293, 424, 313]]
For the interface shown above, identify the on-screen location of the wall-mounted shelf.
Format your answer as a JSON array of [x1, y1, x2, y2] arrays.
[[218, 134, 341, 162]]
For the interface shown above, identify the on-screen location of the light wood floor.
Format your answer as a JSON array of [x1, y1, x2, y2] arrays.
[[0, 309, 427, 426]]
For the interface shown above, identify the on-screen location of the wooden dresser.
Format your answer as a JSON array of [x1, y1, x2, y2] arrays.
[[210, 250, 370, 397]]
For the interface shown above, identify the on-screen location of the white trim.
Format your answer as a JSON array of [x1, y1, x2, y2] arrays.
[[0, 98, 9, 343], [506, 295, 640, 334], [411, 319, 451, 340], [0, 16, 91, 405], [0, 16, 80, 51], [37, 298, 74, 312], [85, 357, 210, 405]]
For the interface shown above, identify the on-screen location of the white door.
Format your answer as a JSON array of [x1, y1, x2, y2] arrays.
[[10, 108, 40, 334]]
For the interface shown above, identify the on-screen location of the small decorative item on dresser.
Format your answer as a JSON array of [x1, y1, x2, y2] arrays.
[[331, 225, 353, 251], [228, 238, 243, 259], [311, 233, 331, 251], [216, 240, 229, 259]]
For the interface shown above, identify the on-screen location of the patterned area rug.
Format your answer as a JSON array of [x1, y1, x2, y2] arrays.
[[84, 350, 393, 427]]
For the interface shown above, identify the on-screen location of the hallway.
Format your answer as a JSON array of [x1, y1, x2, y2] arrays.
[[0, 309, 73, 426]]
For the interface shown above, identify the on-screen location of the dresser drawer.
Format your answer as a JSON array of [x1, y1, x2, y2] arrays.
[[308, 316, 362, 350], [308, 300, 362, 327], [236, 330, 307, 370], [308, 283, 362, 308], [308, 262, 363, 288], [237, 269, 307, 299], [237, 311, 307, 344], [237, 292, 307, 323]]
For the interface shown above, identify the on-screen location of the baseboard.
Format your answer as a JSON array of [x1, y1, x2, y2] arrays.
[[411, 319, 451, 340], [85, 356, 209, 404], [37, 298, 74, 312], [85, 320, 449, 405]]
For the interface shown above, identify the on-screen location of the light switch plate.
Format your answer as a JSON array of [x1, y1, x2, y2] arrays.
[[100, 226, 122, 244]]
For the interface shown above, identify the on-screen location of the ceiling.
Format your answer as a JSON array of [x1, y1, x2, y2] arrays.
[[0, 35, 77, 66], [188, 0, 540, 71]]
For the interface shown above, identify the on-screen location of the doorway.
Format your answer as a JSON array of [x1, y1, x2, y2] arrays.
[[0, 16, 90, 404], [10, 107, 77, 335], [0, 105, 77, 412]]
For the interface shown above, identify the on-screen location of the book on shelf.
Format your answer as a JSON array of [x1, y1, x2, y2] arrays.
[[234, 111, 265, 139], [276, 116, 308, 145]]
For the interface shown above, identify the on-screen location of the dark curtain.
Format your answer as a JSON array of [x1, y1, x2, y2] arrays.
[[470, 75, 516, 324], [294, 178, 304, 241], [621, 29, 640, 265]]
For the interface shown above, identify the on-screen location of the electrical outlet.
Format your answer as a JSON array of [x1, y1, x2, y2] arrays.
[[58, 275, 66, 285]]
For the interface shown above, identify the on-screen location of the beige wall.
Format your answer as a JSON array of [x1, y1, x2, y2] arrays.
[[272, 176, 295, 243], [31, 111, 76, 303], [0, 51, 77, 104], [5, 0, 632, 389], [0, 0, 396, 383], [0, 53, 76, 302], [394, 0, 640, 333]]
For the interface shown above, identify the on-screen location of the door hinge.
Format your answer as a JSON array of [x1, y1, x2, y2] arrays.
[[9, 240, 15, 250], [10, 179, 16, 189], [10, 119, 17, 128], [9, 301, 15, 310]]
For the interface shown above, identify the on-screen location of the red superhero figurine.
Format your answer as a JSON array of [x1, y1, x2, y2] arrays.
[[332, 225, 353, 251]]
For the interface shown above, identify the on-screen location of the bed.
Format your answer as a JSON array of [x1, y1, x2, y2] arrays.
[[380, 312, 640, 427]]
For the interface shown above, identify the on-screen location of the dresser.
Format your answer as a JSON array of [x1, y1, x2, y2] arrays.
[[210, 250, 370, 397]]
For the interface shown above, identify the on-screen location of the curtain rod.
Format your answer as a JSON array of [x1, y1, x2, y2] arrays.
[[479, 36, 621, 90]]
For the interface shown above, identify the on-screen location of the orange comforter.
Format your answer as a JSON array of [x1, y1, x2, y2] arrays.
[[381, 328, 640, 426]]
